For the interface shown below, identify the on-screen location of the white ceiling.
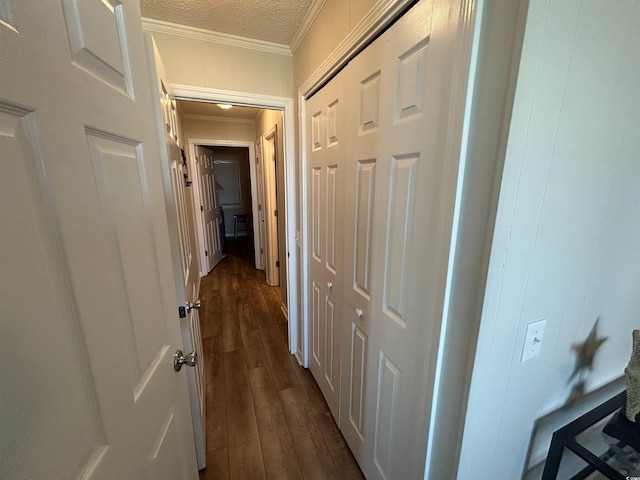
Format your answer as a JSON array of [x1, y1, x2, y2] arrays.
[[140, 0, 314, 46]]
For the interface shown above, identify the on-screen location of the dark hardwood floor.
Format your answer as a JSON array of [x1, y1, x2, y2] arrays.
[[198, 237, 364, 480]]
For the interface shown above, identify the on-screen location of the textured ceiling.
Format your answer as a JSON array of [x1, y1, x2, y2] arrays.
[[140, 0, 313, 45]]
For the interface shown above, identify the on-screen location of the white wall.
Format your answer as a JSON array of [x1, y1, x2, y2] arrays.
[[181, 117, 255, 144], [458, 1, 640, 478], [151, 31, 293, 98]]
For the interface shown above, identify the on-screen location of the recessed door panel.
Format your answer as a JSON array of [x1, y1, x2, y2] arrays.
[[325, 295, 337, 389], [327, 99, 339, 146], [311, 166, 322, 262], [354, 159, 376, 298], [312, 282, 322, 366], [374, 352, 401, 480], [62, 0, 130, 94], [349, 323, 367, 441], [383, 154, 418, 329], [0, 0, 16, 31], [360, 71, 381, 134], [395, 41, 428, 122], [326, 164, 338, 274], [87, 129, 168, 373]]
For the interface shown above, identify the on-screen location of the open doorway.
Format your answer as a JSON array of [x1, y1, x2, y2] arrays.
[[178, 100, 291, 324]]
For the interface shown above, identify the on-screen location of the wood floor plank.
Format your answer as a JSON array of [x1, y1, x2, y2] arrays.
[[280, 386, 339, 480], [249, 367, 303, 480], [224, 349, 266, 480], [200, 238, 359, 480], [208, 268, 220, 290], [205, 336, 227, 453], [199, 447, 230, 480], [221, 283, 243, 352], [201, 289, 221, 340], [314, 412, 364, 479], [259, 323, 299, 391], [238, 302, 269, 370], [288, 354, 330, 417]]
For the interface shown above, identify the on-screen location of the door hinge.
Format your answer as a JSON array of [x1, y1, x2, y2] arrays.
[[260, 248, 263, 254], [258, 204, 262, 211], [276, 261, 280, 267], [205, 250, 208, 256], [274, 209, 278, 217], [200, 205, 204, 211], [178, 306, 187, 318]]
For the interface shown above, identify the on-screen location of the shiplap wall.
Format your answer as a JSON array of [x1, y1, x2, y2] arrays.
[[458, 1, 640, 478]]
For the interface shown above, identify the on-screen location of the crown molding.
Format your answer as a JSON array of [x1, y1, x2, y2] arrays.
[[290, 0, 326, 54], [299, 0, 414, 97], [141, 17, 292, 57]]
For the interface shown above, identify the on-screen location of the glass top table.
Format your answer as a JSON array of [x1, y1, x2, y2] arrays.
[[542, 391, 640, 479]]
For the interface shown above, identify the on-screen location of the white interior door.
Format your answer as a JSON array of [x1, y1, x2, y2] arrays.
[[339, 35, 384, 463], [306, 75, 346, 422], [255, 139, 268, 270], [305, 1, 466, 478], [349, 2, 461, 478], [262, 128, 280, 286], [146, 37, 206, 469], [195, 145, 223, 273], [1, 2, 197, 479]]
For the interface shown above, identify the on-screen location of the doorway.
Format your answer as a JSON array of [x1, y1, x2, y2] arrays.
[[174, 93, 298, 356]]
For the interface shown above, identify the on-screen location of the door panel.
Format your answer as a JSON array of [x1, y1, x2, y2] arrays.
[[262, 129, 280, 286], [1, 2, 197, 479], [147, 39, 206, 468], [306, 0, 464, 478], [367, 2, 450, 478], [340, 31, 385, 464], [306, 73, 346, 422], [196, 146, 223, 272]]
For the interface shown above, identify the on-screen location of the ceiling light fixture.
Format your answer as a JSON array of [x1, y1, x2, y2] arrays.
[[217, 103, 233, 110]]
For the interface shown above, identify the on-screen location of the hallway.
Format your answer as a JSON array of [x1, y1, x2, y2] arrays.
[[198, 238, 364, 479]]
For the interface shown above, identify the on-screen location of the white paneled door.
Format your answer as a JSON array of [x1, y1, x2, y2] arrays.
[[146, 38, 206, 468], [307, 73, 346, 422], [306, 0, 466, 478], [262, 127, 281, 287], [1, 1, 198, 479], [195, 145, 224, 273]]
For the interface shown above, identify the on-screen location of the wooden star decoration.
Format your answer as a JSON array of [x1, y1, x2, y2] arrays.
[[568, 317, 608, 381]]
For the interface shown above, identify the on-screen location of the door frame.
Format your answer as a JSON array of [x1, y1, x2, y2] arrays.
[[188, 140, 259, 270], [175, 86, 299, 356]]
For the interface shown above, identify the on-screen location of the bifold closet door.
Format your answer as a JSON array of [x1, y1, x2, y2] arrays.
[[350, 1, 461, 478], [307, 0, 466, 477], [306, 72, 346, 422], [342, 0, 462, 478], [339, 35, 384, 464]]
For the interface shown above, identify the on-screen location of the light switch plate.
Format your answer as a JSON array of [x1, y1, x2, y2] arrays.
[[521, 319, 546, 362]]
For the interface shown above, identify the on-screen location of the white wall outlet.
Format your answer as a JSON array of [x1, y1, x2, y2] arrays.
[[521, 319, 546, 362]]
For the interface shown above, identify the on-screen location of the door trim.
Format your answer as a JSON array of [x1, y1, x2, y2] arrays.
[[174, 86, 299, 357]]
